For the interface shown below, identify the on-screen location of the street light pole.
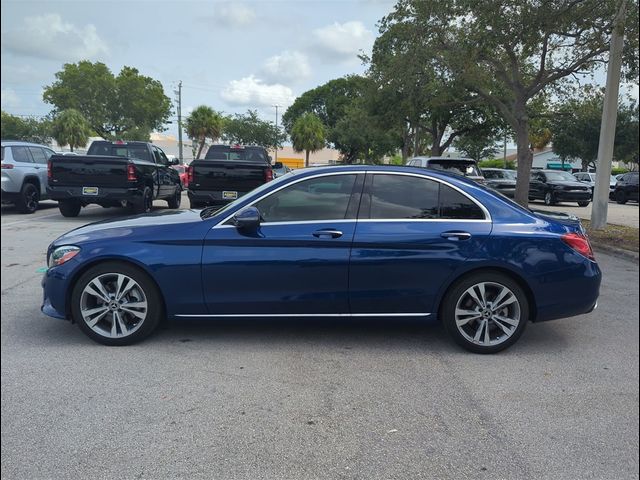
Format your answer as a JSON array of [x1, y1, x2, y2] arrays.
[[591, 1, 627, 230], [273, 104, 281, 164], [174, 81, 184, 164]]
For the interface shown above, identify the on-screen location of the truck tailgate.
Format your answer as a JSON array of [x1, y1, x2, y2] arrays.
[[192, 161, 267, 192], [49, 155, 131, 188]]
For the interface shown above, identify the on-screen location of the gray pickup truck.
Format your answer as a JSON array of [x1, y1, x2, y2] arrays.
[[1, 140, 57, 213], [47, 140, 182, 217]]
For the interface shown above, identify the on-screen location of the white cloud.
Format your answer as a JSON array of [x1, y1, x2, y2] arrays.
[[1, 88, 21, 109], [220, 75, 295, 108], [261, 51, 311, 84], [1, 13, 108, 61], [312, 21, 374, 61], [213, 3, 256, 27]]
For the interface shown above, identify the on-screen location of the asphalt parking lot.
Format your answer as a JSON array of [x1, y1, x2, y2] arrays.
[[1, 197, 639, 480]]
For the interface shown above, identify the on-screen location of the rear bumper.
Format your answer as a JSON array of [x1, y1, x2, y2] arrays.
[[187, 189, 251, 206], [47, 186, 142, 204]]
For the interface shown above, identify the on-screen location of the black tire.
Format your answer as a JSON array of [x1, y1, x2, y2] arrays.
[[577, 201, 590, 207], [167, 186, 182, 209], [58, 199, 82, 217], [16, 182, 39, 214], [544, 191, 556, 206], [441, 271, 529, 354], [134, 186, 153, 214], [616, 190, 627, 205], [71, 261, 163, 346], [189, 199, 204, 209]]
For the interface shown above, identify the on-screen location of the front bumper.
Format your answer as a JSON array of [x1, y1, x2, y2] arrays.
[[554, 190, 591, 202]]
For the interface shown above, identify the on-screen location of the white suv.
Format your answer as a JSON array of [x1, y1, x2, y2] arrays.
[[1, 141, 56, 213]]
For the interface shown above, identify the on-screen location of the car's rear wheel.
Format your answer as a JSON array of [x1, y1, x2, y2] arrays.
[[133, 186, 153, 214], [544, 192, 556, 206], [59, 199, 82, 217], [577, 201, 590, 207], [441, 272, 529, 354], [616, 190, 627, 204], [167, 186, 181, 209], [16, 182, 39, 214], [71, 262, 162, 346]]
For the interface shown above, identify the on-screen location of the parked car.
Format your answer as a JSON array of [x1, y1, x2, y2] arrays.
[[273, 162, 292, 178], [41, 165, 601, 353], [610, 172, 639, 204], [1, 140, 56, 213], [187, 144, 274, 208], [528, 170, 591, 206], [47, 140, 182, 217], [615, 173, 625, 181], [407, 156, 485, 183], [171, 163, 189, 188], [573, 172, 616, 196], [481, 168, 517, 198]]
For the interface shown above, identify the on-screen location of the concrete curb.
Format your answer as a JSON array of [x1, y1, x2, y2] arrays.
[[591, 241, 639, 263]]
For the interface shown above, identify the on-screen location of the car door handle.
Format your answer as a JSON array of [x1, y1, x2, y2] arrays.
[[441, 231, 472, 241], [313, 229, 343, 239]]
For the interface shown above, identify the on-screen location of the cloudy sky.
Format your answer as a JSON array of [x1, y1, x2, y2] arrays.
[[1, 0, 395, 136]]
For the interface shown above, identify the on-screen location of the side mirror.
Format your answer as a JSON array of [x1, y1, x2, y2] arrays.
[[232, 206, 261, 232], [170, 158, 180, 165], [273, 162, 283, 169]]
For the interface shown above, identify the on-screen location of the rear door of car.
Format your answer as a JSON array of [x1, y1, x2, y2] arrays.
[[27, 147, 53, 197], [348, 172, 492, 316]]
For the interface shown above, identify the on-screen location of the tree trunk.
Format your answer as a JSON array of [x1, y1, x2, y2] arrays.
[[305, 150, 310, 168], [401, 126, 410, 164], [413, 125, 420, 157], [70, 145, 74, 152], [514, 121, 533, 207], [196, 140, 205, 159]]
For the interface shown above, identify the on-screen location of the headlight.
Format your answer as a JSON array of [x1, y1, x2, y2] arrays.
[[48, 246, 80, 268]]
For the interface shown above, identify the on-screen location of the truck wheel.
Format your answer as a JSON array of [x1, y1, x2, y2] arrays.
[[134, 187, 153, 214], [16, 182, 39, 214], [167, 187, 181, 209], [59, 199, 82, 217]]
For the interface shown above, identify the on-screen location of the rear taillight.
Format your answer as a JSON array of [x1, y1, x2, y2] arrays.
[[1, 162, 14, 169], [187, 166, 194, 184], [562, 232, 595, 261], [265, 168, 273, 182], [127, 164, 137, 181], [47, 160, 52, 179]]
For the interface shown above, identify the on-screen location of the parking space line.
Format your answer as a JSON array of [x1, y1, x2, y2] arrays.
[[1, 206, 100, 228]]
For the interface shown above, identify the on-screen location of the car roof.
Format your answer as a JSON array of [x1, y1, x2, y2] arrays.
[[411, 156, 475, 162], [1, 140, 51, 147], [481, 168, 509, 171]]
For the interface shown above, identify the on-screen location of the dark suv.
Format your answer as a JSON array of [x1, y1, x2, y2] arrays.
[[611, 172, 639, 204]]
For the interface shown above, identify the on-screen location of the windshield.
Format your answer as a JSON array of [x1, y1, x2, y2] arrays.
[[484, 169, 516, 180], [428, 160, 481, 177], [199, 171, 297, 219], [545, 171, 578, 181]]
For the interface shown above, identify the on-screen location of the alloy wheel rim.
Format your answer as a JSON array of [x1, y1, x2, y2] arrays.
[[454, 281, 521, 347], [80, 273, 148, 338], [545, 193, 552, 204], [25, 188, 38, 211]]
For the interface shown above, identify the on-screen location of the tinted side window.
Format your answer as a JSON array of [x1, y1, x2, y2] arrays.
[[28, 147, 48, 164], [369, 174, 439, 219], [43, 149, 55, 160], [11, 146, 33, 163], [255, 174, 358, 223], [439, 184, 485, 220]]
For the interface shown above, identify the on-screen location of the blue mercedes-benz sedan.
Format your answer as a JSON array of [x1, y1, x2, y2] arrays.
[[41, 166, 601, 353]]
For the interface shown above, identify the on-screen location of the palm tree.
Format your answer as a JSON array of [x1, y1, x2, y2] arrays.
[[185, 106, 224, 159], [291, 112, 326, 167], [52, 109, 91, 152]]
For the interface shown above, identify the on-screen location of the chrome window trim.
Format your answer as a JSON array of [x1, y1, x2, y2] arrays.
[[212, 169, 492, 229], [176, 313, 431, 318]]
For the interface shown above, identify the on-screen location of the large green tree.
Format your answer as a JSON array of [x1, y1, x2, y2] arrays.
[[379, 0, 640, 205], [185, 106, 224, 159], [222, 110, 285, 149], [290, 112, 326, 167], [51, 109, 91, 151], [42, 61, 171, 140], [552, 89, 639, 170]]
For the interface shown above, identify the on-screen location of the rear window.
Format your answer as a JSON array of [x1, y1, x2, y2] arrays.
[[88, 143, 151, 162], [11, 146, 33, 163], [427, 160, 481, 177], [205, 146, 268, 162]]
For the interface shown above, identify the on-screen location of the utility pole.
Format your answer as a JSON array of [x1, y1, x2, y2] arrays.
[[503, 131, 508, 169], [174, 81, 184, 163], [591, 1, 627, 229], [273, 104, 281, 165]]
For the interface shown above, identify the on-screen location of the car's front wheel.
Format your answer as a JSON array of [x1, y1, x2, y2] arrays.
[[544, 191, 556, 206], [441, 272, 529, 354], [577, 201, 590, 207], [71, 262, 162, 345]]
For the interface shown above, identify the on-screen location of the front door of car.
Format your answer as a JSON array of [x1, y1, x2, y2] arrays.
[[529, 172, 546, 199], [152, 147, 174, 197], [201, 173, 364, 315], [349, 173, 493, 316]]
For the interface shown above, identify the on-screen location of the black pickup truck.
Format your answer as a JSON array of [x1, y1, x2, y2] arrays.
[[187, 145, 276, 208], [47, 141, 182, 217]]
